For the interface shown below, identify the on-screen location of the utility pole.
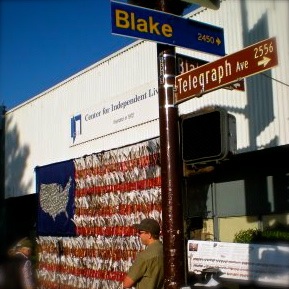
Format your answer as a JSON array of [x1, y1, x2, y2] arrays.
[[158, 42, 185, 289], [155, 2, 221, 286], [127, 1, 194, 287], [126, 1, 220, 287], [155, 1, 186, 288]]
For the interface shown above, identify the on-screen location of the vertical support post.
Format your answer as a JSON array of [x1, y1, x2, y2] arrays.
[[156, 3, 186, 289], [127, 1, 188, 287], [157, 40, 185, 287]]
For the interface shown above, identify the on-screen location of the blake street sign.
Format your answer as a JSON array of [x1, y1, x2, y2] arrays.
[[175, 37, 278, 104], [176, 53, 245, 91], [111, 1, 225, 56]]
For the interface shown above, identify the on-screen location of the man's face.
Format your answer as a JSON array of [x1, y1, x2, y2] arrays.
[[138, 230, 151, 245], [20, 247, 31, 256]]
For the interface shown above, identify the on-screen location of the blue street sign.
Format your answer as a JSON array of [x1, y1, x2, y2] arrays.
[[111, 1, 225, 56]]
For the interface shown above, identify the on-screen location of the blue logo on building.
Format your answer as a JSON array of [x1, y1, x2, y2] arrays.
[[71, 114, 82, 143]]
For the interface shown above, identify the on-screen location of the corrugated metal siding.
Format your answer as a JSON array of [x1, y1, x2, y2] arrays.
[[178, 0, 289, 152], [4, 0, 289, 197]]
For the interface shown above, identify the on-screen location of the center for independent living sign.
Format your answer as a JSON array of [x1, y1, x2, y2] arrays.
[[70, 81, 159, 146]]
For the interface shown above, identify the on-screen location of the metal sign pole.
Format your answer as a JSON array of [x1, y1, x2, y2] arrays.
[[156, 2, 185, 286], [158, 42, 185, 289]]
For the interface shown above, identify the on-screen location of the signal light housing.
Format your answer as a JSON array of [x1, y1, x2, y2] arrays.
[[181, 0, 220, 10], [180, 108, 236, 164]]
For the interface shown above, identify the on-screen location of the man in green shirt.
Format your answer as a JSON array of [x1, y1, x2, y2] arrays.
[[123, 218, 164, 289]]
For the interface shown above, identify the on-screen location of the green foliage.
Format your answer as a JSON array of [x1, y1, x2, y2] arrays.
[[233, 228, 259, 243], [261, 229, 289, 243], [234, 224, 289, 244]]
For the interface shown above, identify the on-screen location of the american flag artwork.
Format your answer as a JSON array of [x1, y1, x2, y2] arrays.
[[36, 138, 163, 289]]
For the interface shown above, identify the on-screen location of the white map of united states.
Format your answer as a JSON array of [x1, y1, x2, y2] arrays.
[[39, 177, 72, 220]]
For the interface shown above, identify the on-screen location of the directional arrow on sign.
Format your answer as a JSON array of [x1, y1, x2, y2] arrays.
[[258, 56, 271, 67], [175, 37, 278, 104]]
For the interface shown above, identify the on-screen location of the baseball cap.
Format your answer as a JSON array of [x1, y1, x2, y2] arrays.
[[134, 218, 160, 235], [16, 238, 32, 249]]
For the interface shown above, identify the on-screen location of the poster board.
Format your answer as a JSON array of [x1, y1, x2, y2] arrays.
[[187, 240, 289, 287]]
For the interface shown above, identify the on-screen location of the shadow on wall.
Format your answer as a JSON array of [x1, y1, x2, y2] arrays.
[[0, 113, 34, 257]]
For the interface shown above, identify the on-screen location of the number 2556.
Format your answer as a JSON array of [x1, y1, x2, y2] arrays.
[[254, 42, 274, 58]]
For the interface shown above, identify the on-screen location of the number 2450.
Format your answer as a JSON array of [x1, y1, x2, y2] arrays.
[[197, 33, 214, 44]]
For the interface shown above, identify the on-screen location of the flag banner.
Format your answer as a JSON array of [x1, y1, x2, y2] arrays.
[[36, 138, 162, 289], [73, 138, 162, 236], [36, 160, 76, 236]]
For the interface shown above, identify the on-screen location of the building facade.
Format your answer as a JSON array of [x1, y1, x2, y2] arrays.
[[1, 0, 289, 287]]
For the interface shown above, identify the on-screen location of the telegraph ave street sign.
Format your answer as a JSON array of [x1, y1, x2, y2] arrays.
[[176, 53, 245, 91], [111, 1, 225, 56], [175, 37, 278, 103]]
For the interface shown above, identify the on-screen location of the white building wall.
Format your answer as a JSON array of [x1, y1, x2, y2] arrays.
[[4, 41, 159, 198], [178, 0, 289, 152], [4, 0, 289, 198]]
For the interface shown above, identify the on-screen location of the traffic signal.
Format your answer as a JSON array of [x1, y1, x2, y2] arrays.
[[180, 0, 220, 10], [180, 108, 236, 164], [127, 0, 191, 15]]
